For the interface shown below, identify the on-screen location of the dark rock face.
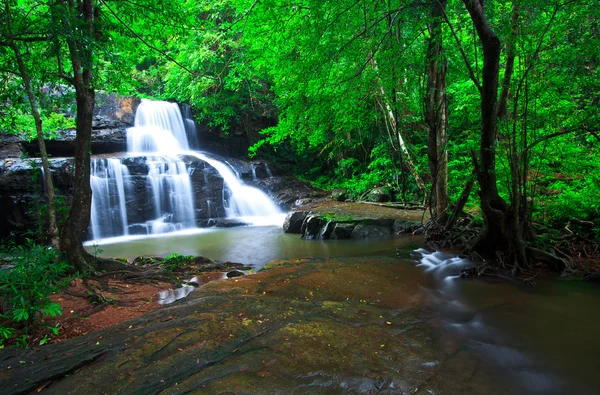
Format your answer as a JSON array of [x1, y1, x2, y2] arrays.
[[350, 224, 392, 239], [319, 220, 336, 239], [301, 215, 324, 240], [330, 223, 356, 239], [331, 188, 346, 201], [0, 135, 23, 157], [283, 211, 309, 233], [0, 152, 318, 239], [0, 157, 74, 240], [16, 93, 139, 158]]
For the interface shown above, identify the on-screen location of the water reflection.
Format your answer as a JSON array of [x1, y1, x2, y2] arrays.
[[87, 225, 424, 269]]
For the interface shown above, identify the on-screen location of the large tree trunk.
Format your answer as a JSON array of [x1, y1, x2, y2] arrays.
[[55, 0, 97, 272], [60, 87, 95, 271], [463, 0, 528, 269], [425, 0, 449, 221]]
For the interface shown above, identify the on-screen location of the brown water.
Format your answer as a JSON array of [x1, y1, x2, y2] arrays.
[[86, 228, 600, 394]]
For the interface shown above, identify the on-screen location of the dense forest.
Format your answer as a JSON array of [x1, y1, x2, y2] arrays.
[[1, 0, 600, 350]]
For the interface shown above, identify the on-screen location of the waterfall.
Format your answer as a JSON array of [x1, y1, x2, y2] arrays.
[[88, 98, 283, 240], [90, 158, 130, 239], [189, 152, 282, 221]]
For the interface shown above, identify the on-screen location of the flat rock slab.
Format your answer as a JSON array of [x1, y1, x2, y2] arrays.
[[297, 199, 426, 222], [0, 257, 499, 394]]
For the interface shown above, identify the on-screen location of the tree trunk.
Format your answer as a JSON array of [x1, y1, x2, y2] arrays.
[[463, 0, 528, 269], [55, 0, 97, 272], [426, 0, 449, 221], [60, 87, 96, 271], [2, 0, 59, 248]]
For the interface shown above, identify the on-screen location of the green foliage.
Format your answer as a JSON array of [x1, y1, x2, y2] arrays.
[[161, 253, 195, 272], [0, 239, 72, 347]]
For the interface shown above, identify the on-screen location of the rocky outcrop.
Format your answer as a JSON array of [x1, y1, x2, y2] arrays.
[[283, 202, 422, 240], [0, 152, 318, 238], [283, 210, 308, 233], [366, 187, 391, 202]]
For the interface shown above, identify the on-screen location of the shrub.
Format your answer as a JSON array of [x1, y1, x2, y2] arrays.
[[0, 239, 72, 347]]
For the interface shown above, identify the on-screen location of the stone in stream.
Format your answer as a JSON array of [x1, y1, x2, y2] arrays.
[[282, 210, 308, 233], [226, 270, 245, 278], [300, 215, 324, 239], [350, 224, 392, 239], [329, 222, 356, 239]]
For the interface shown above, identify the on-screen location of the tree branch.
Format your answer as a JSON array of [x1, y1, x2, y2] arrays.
[[438, 0, 481, 92]]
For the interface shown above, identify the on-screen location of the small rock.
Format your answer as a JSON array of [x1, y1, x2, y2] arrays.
[[366, 187, 391, 202], [331, 188, 346, 201], [226, 270, 245, 278]]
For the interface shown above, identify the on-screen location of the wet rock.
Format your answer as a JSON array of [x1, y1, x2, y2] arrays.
[[319, 220, 336, 239], [330, 223, 356, 239], [393, 220, 421, 234], [283, 211, 309, 233], [0, 256, 442, 395], [331, 188, 346, 201], [226, 270, 245, 278], [0, 134, 23, 157], [350, 224, 392, 239], [295, 197, 313, 206], [301, 215, 324, 240], [366, 187, 391, 202]]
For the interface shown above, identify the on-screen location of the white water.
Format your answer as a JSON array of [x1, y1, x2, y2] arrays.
[[90, 158, 130, 239], [185, 151, 284, 226], [89, 99, 283, 240]]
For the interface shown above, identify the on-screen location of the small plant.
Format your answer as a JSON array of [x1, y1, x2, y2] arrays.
[[91, 242, 103, 258], [0, 239, 72, 347], [161, 253, 194, 272]]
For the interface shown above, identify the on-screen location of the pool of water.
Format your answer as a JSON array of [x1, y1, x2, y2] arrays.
[[86, 225, 424, 268]]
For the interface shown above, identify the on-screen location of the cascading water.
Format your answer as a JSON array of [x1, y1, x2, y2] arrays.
[[190, 152, 282, 223], [90, 158, 130, 239], [89, 99, 282, 240]]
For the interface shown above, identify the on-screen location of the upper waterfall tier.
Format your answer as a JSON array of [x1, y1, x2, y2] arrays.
[[127, 99, 190, 153]]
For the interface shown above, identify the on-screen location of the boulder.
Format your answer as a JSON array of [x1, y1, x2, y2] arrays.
[[301, 215, 324, 240], [283, 211, 309, 233], [330, 223, 356, 239], [393, 220, 420, 234], [366, 187, 391, 203], [226, 270, 245, 278], [318, 220, 336, 239], [350, 224, 392, 239], [331, 188, 346, 201]]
